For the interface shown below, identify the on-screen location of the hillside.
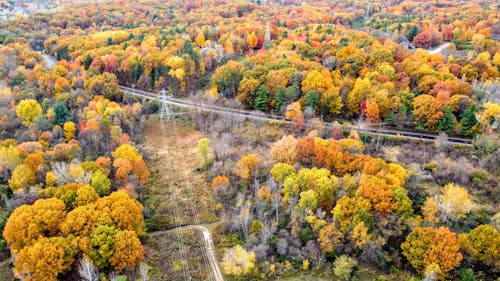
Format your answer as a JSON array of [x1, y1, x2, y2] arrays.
[[0, 0, 498, 280]]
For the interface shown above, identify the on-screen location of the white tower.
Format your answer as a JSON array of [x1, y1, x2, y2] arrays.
[[264, 21, 271, 50], [159, 88, 170, 120]]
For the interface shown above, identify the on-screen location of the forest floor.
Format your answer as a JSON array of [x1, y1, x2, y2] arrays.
[[141, 117, 219, 281]]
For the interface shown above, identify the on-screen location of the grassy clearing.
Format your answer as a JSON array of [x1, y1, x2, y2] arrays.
[[142, 117, 218, 231], [145, 228, 212, 281], [141, 117, 219, 280]]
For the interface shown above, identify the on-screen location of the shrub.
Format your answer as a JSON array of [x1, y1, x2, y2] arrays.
[[333, 255, 358, 281]]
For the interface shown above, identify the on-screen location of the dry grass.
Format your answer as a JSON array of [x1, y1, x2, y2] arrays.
[[145, 228, 213, 281], [142, 117, 218, 231], [142, 117, 219, 280], [0, 262, 14, 281]]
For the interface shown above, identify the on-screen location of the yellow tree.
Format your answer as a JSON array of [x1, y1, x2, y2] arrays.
[[270, 163, 295, 184], [402, 226, 462, 279], [347, 77, 371, 115], [422, 197, 439, 226], [109, 230, 144, 271], [16, 99, 42, 127], [478, 102, 500, 133], [95, 191, 145, 235], [197, 137, 211, 169], [3, 198, 67, 252], [365, 100, 380, 123], [321, 87, 343, 115], [302, 70, 332, 94], [222, 245, 256, 276], [234, 154, 258, 181], [8, 164, 36, 192], [285, 102, 304, 126], [63, 121, 76, 142], [59, 203, 108, 238], [246, 32, 258, 49], [211, 176, 230, 192], [463, 225, 500, 270], [318, 222, 344, 253], [412, 94, 443, 130], [112, 144, 150, 186], [437, 183, 473, 223], [356, 175, 395, 215], [13, 236, 76, 281]]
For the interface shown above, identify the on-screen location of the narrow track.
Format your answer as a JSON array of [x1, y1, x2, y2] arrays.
[[120, 86, 473, 146]]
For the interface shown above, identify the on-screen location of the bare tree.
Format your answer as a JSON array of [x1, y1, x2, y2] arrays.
[[78, 257, 99, 281]]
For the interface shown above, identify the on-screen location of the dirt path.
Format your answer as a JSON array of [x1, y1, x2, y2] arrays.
[[148, 224, 224, 281], [427, 42, 450, 54], [0, 256, 13, 267], [195, 226, 225, 281]]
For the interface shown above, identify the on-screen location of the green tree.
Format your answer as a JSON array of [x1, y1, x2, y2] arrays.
[[91, 171, 111, 196], [83, 54, 93, 70], [88, 224, 118, 268], [459, 105, 478, 135], [303, 90, 320, 111], [438, 106, 457, 134], [197, 137, 210, 171], [275, 86, 287, 114], [459, 268, 475, 281], [53, 102, 71, 127], [254, 85, 270, 111]]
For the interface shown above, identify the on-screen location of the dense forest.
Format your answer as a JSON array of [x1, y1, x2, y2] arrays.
[[0, 0, 498, 280]]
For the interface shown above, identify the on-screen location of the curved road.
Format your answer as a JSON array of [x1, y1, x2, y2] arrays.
[[427, 42, 450, 55], [120, 86, 472, 146]]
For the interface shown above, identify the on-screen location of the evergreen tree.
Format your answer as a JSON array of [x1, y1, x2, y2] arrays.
[[438, 106, 457, 134], [285, 84, 299, 102], [385, 110, 394, 125], [459, 105, 478, 135], [83, 55, 92, 70], [275, 86, 286, 114], [53, 102, 71, 127], [303, 91, 320, 111], [254, 85, 270, 111]]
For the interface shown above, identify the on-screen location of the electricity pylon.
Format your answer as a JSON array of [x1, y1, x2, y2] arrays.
[[159, 88, 170, 120]]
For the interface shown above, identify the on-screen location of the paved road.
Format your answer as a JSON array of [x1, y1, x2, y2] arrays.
[[149, 224, 224, 281], [119, 86, 472, 146]]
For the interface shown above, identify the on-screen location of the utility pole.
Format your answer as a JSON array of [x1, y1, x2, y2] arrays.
[[159, 88, 170, 120]]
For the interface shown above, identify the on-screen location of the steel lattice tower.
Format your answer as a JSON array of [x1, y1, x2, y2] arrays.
[[159, 88, 170, 120]]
